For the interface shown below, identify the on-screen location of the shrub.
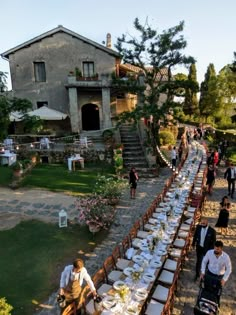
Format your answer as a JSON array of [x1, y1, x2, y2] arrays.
[[159, 130, 175, 146], [0, 297, 13, 314], [94, 175, 128, 200], [76, 196, 115, 229], [10, 161, 22, 171]]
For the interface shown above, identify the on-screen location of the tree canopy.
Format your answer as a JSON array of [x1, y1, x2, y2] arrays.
[[114, 18, 195, 141], [183, 63, 199, 116], [199, 63, 220, 123], [0, 96, 34, 140]]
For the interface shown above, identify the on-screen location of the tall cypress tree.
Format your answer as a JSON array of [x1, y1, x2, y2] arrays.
[[199, 63, 220, 122], [183, 63, 199, 116]]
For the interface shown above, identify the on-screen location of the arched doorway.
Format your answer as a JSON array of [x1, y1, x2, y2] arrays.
[[82, 103, 100, 130]]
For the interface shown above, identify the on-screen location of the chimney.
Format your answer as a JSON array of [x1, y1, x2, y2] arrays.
[[106, 33, 111, 48]]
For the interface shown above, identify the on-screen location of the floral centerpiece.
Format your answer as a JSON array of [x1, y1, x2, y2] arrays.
[[118, 285, 130, 302], [76, 196, 115, 231], [131, 270, 142, 283]]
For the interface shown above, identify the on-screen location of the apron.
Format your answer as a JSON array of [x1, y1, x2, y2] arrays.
[[64, 276, 82, 304]]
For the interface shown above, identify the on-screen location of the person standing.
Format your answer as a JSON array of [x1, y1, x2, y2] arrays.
[[224, 163, 236, 199], [192, 218, 216, 281], [129, 167, 138, 199], [213, 148, 219, 168], [206, 164, 216, 195], [59, 259, 97, 308], [171, 146, 177, 170], [219, 195, 229, 208], [201, 241, 232, 290], [215, 202, 231, 235]]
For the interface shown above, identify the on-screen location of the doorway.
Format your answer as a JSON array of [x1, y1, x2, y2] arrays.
[[82, 103, 100, 130]]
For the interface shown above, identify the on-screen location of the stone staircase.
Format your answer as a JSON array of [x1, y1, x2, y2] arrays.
[[119, 123, 157, 177]]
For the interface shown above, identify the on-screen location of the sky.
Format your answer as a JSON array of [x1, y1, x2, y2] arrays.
[[1, 0, 235, 89]]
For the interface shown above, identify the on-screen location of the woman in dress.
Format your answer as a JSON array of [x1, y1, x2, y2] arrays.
[[219, 195, 229, 208], [129, 167, 139, 199], [206, 164, 216, 195], [215, 202, 231, 235]]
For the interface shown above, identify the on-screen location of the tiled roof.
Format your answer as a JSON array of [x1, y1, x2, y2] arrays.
[[119, 63, 169, 80]]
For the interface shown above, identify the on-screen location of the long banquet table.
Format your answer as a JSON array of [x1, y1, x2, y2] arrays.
[[85, 141, 207, 315]]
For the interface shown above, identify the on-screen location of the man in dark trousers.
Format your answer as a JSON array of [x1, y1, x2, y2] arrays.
[[224, 163, 236, 199], [192, 217, 216, 281]]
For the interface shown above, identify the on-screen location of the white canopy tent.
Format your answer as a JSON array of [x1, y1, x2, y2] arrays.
[[26, 106, 68, 120], [10, 106, 68, 121], [9, 111, 24, 122]]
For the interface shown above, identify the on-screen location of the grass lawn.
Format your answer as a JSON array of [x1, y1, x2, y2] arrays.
[[0, 162, 115, 195], [0, 220, 108, 315], [21, 162, 115, 195], [0, 162, 115, 314], [0, 165, 12, 186]]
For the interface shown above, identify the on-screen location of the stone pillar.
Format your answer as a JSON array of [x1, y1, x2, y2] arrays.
[[102, 87, 112, 129], [68, 87, 80, 132]]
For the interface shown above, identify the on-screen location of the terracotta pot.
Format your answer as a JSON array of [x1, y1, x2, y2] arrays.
[[88, 224, 101, 233], [13, 170, 22, 178]]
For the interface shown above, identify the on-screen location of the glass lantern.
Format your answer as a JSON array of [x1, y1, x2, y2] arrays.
[[59, 209, 68, 228]]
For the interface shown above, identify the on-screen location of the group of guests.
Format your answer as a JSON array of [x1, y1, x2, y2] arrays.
[[206, 161, 235, 199], [192, 217, 232, 304]]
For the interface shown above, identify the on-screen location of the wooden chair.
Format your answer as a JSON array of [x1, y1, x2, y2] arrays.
[[121, 235, 138, 259], [62, 285, 90, 315], [61, 302, 76, 315], [103, 255, 123, 284], [112, 245, 130, 271], [92, 268, 112, 296]]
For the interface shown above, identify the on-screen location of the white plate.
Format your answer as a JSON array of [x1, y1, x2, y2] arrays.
[[132, 255, 144, 265], [143, 273, 155, 283], [162, 238, 171, 245], [123, 267, 134, 277], [139, 244, 149, 252], [155, 249, 167, 256], [166, 228, 175, 235], [150, 260, 162, 269], [125, 305, 139, 315], [134, 288, 148, 301], [102, 296, 117, 309], [113, 280, 125, 291]]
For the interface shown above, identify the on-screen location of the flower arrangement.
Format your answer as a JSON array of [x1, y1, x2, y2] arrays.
[[94, 175, 128, 201], [131, 270, 142, 282], [76, 196, 115, 230], [119, 285, 130, 302]]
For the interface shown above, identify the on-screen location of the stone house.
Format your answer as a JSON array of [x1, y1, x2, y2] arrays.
[[1, 25, 138, 134]]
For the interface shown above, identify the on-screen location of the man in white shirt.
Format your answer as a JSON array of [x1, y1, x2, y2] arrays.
[[201, 240, 232, 287], [171, 146, 177, 170], [59, 258, 96, 306]]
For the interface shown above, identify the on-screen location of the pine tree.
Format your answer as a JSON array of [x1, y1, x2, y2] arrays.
[[183, 63, 199, 116], [199, 63, 220, 123]]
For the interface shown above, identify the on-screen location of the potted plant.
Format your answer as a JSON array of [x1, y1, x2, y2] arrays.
[[10, 161, 23, 177], [76, 196, 115, 232]]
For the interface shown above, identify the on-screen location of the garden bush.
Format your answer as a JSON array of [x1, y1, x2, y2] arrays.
[[159, 130, 175, 146]]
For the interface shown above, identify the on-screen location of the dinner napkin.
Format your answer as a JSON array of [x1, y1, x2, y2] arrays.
[[126, 247, 134, 259]]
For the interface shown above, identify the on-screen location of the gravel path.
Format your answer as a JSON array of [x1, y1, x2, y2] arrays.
[[173, 165, 236, 315]]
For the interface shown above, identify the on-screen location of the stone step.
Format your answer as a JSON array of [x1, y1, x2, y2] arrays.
[[124, 161, 148, 168], [121, 137, 140, 142], [123, 151, 144, 157]]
